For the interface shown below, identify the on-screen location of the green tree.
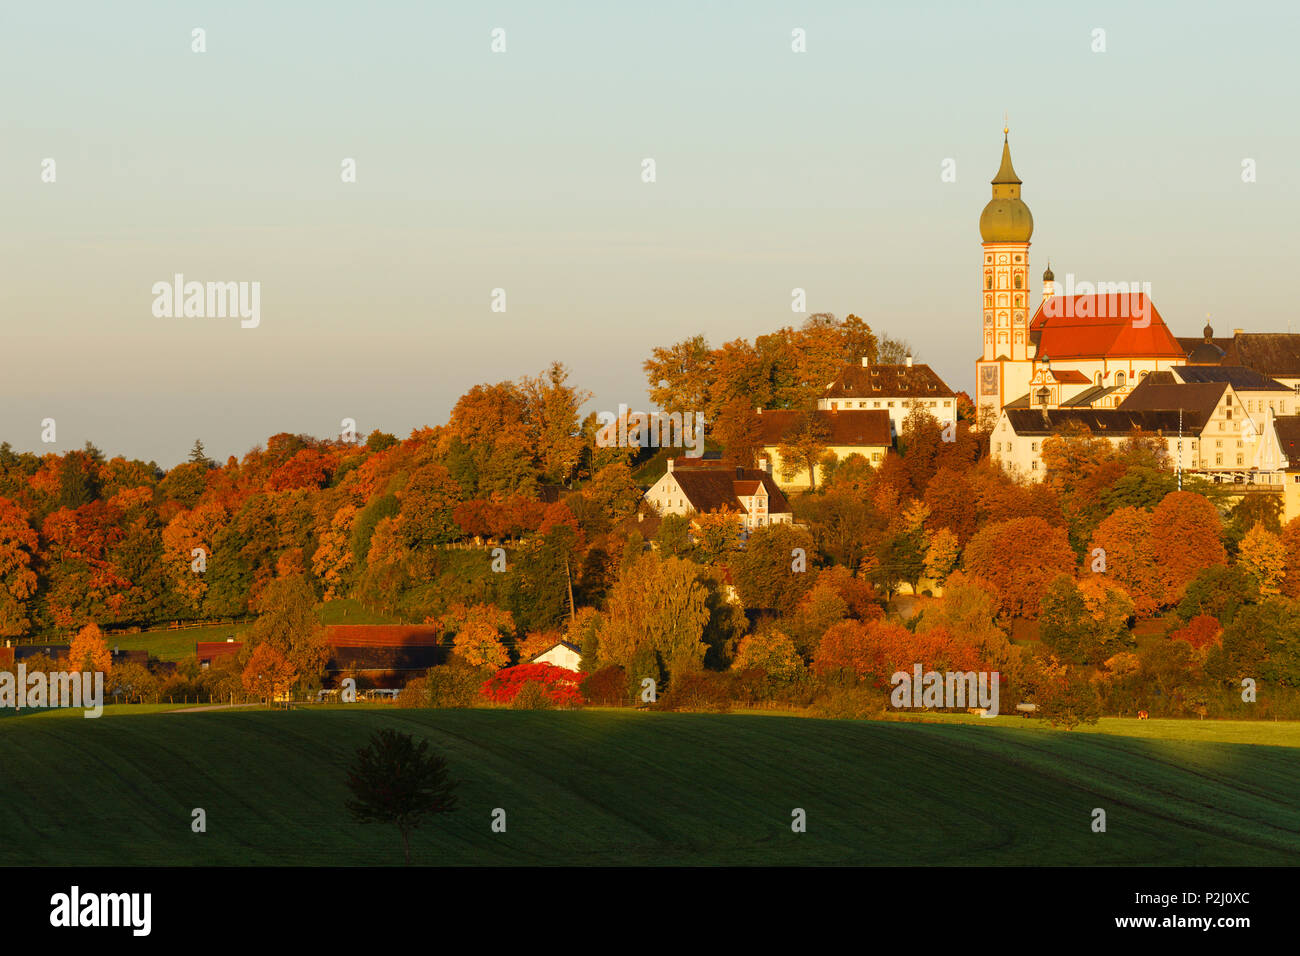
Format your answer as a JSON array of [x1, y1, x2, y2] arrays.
[[345, 729, 460, 865]]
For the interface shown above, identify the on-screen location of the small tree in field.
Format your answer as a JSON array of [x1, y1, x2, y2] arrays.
[[345, 729, 460, 865]]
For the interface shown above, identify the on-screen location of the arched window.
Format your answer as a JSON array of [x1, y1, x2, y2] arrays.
[[986, 275, 992, 290], [1094, 372, 1102, 386], [1116, 372, 1126, 387], [1014, 274, 1022, 289]]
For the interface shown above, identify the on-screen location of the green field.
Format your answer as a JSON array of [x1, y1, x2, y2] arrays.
[[107, 623, 249, 662], [104, 601, 398, 663], [1, 708, 1298, 866]]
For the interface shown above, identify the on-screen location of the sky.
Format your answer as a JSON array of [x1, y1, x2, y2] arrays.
[[2, 0, 1298, 467]]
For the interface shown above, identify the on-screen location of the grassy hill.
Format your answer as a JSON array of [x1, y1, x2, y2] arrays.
[[1, 708, 1298, 866]]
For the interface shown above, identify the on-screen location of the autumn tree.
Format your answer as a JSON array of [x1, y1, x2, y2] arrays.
[[1150, 491, 1226, 604], [597, 551, 711, 685], [731, 630, 805, 682], [520, 361, 590, 485], [923, 527, 960, 585], [1037, 575, 1132, 664], [242, 641, 298, 704], [1238, 521, 1286, 596], [438, 603, 514, 669], [691, 507, 743, 564], [1170, 614, 1222, 650], [775, 411, 831, 489], [0, 497, 39, 637], [1282, 517, 1300, 599], [443, 382, 536, 496], [712, 395, 764, 468], [731, 523, 816, 616], [913, 572, 1009, 668], [69, 622, 113, 674], [1089, 507, 1163, 617], [962, 517, 1076, 620], [643, 334, 715, 416], [245, 574, 330, 682], [345, 729, 459, 865]]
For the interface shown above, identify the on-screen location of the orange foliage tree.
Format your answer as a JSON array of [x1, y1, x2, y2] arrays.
[[69, 622, 113, 674], [435, 603, 514, 669], [242, 642, 298, 702], [813, 619, 985, 687], [0, 497, 39, 637], [1089, 507, 1164, 617], [962, 517, 1075, 619], [1150, 491, 1226, 604]]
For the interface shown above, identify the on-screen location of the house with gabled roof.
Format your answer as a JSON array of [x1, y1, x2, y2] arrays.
[[991, 367, 1300, 483], [817, 357, 956, 438], [755, 408, 893, 489], [530, 640, 582, 672], [643, 457, 793, 529]]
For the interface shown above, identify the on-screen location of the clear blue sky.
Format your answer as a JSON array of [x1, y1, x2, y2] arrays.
[[2, 1, 1297, 466]]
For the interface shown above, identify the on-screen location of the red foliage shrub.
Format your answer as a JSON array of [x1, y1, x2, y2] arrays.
[[1169, 614, 1222, 649], [580, 664, 628, 706], [481, 663, 584, 706]]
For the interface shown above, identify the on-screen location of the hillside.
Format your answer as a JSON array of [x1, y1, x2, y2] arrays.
[[2, 709, 1298, 866]]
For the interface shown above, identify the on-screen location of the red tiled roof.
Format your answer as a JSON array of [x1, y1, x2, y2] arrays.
[[323, 625, 443, 647], [1050, 369, 1091, 384], [756, 409, 893, 447], [1029, 294, 1185, 360], [196, 641, 242, 662]]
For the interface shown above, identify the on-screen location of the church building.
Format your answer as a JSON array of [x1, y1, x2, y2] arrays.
[[974, 129, 1189, 424]]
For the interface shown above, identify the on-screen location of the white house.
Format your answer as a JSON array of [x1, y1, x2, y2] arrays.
[[643, 458, 793, 529], [531, 641, 582, 672], [818, 357, 956, 439]]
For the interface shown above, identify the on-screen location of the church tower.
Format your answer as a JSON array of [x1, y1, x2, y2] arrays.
[[975, 127, 1034, 425]]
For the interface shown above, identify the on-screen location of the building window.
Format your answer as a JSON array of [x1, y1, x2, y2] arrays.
[[1215, 454, 1223, 465], [1031, 460, 1038, 470], [1116, 372, 1126, 387], [986, 275, 992, 290], [1237, 454, 1244, 465]]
